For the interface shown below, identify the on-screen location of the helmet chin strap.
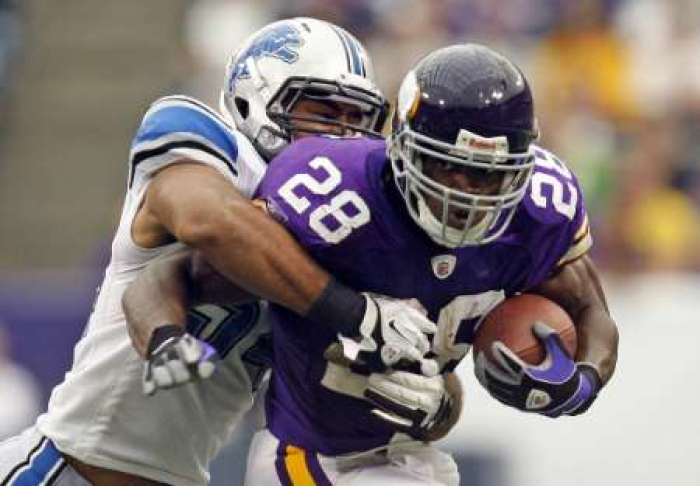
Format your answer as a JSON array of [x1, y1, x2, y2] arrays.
[[415, 195, 490, 248], [254, 125, 289, 161]]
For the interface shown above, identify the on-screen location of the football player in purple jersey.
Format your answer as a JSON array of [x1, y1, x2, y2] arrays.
[[124, 44, 618, 485]]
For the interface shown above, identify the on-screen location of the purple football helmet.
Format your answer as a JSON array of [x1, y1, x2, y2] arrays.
[[389, 44, 539, 248]]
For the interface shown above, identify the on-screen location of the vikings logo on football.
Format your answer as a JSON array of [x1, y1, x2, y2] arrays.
[[230, 24, 304, 86]]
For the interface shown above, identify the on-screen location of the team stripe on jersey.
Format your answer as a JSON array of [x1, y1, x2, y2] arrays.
[[573, 213, 590, 242], [275, 444, 331, 486], [2, 438, 66, 486], [1, 437, 46, 485], [139, 97, 236, 143], [303, 451, 331, 486], [129, 138, 238, 187], [128, 95, 240, 187], [157, 95, 233, 128], [557, 213, 593, 268]]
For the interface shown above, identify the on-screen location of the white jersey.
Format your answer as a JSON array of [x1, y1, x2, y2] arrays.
[[36, 96, 270, 486]]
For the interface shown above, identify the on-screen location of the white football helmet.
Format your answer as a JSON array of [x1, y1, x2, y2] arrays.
[[220, 17, 388, 160]]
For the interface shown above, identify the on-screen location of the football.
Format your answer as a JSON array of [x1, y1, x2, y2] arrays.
[[472, 294, 577, 366]]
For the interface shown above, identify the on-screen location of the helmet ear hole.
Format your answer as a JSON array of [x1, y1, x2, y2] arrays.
[[234, 97, 250, 119]]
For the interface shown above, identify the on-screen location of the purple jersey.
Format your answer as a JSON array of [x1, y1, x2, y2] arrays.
[[256, 135, 590, 455]]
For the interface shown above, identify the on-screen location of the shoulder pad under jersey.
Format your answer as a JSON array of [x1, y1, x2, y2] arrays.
[[128, 95, 239, 189]]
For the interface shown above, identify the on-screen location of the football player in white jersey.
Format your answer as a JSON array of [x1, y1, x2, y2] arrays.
[[0, 18, 446, 486]]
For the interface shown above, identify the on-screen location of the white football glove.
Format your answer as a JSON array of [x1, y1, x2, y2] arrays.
[[337, 294, 439, 377], [143, 333, 219, 395], [364, 371, 453, 439]]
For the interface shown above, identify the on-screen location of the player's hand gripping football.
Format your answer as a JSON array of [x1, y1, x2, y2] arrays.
[[364, 370, 453, 440], [142, 325, 220, 395], [330, 294, 439, 377], [474, 322, 601, 417]]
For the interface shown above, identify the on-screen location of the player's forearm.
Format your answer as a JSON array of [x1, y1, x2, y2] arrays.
[[185, 197, 331, 315], [122, 250, 193, 357], [123, 249, 259, 357], [147, 163, 331, 317], [572, 305, 618, 384], [174, 198, 371, 338], [147, 164, 369, 337], [580, 258, 618, 383], [565, 257, 618, 384]]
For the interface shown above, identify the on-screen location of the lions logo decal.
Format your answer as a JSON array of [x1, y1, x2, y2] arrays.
[[230, 24, 304, 86]]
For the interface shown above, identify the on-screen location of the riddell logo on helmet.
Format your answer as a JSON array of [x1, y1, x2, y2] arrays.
[[469, 139, 497, 150], [455, 129, 508, 154]]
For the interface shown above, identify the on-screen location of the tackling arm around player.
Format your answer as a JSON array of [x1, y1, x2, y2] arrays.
[[123, 246, 462, 442], [125, 44, 618, 486], [126, 87, 441, 396]]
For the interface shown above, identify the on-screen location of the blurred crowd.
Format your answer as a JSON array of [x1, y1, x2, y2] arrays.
[[2, 0, 696, 271], [185, 0, 700, 273], [0, 0, 22, 133]]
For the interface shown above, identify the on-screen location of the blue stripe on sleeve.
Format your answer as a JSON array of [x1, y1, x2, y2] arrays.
[[132, 105, 238, 162], [10, 440, 63, 486]]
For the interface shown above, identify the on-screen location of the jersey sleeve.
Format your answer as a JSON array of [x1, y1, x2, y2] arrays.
[[127, 96, 266, 198], [522, 147, 593, 288]]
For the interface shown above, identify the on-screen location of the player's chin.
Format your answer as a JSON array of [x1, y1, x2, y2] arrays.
[[424, 198, 487, 229]]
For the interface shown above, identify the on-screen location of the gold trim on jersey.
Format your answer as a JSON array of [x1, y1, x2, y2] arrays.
[[285, 445, 317, 486], [557, 213, 593, 268]]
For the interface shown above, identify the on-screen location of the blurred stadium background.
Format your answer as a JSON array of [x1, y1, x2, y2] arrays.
[[0, 0, 698, 484]]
